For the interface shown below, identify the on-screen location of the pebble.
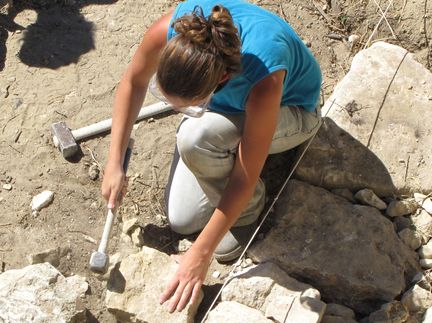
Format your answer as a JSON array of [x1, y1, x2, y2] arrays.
[[88, 164, 99, 181], [354, 188, 387, 210], [2, 184, 12, 191], [212, 271, 221, 278], [386, 198, 418, 217], [31, 190, 54, 211], [348, 34, 360, 46], [178, 239, 193, 252]]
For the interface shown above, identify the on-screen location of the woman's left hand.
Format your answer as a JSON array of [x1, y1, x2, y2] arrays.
[[159, 246, 211, 312]]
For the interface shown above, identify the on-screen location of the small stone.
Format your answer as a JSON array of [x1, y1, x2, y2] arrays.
[[423, 198, 432, 214], [368, 301, 409, 323], [31, 190, 54, 211], [420, 259, 432, 269], [398, 228, 422, 250], [147, 118, 155, 123], [348, 34, 360, 45], [88, 164, 99, 181], [401, 284, 432, 312], [212, 271, 221, 278], [178, 239, 193, 252], [354, 189, 387, 210], [2, 184, 12, 191], [386, 198, 418, 217], [331, 188, 356, 203]]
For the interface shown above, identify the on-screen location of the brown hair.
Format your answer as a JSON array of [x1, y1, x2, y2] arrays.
[[156, 5, 241, 100]]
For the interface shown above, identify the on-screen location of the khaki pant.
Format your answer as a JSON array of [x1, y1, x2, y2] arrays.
[[165, 106, 322, 235]]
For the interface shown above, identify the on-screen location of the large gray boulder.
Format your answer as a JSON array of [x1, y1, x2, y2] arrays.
[[106, 246, 202, 323], [221, 262, 326, 323], [295, 42, 432, 196], [0, 263, 88, 322], [249, 180, 420, 314]]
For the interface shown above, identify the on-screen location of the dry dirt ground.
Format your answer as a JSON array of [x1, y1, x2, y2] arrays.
[[0, 0, 430, 321]]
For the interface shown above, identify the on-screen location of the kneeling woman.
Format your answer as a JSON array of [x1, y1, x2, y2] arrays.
[[102, 0, 322, 313]]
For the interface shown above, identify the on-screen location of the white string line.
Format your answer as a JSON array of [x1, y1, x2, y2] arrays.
[[201, 99, 336, 321], [372, 0, 397, 40], [364, 0, 394, 48]]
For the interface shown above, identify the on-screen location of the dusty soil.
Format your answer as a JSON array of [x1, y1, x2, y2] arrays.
[[0, 0, 430, 321]]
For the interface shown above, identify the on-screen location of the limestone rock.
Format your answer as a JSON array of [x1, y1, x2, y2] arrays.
[[418, 240, 432, 259], [398, 228, 423, 250], [249, 180, 420, 315], [295, 42, 432, 195], [221, 262, 325, 323], [368, 301, 409, 323], [106, 247, 202, 323], [31, 190, 54, 211], [0, 263, 88, 322], [386, 199, 418, 217], [401, 284, 432, 312], [204, 301, 273, 323], [354, 189, 387, 210], [325, 303, 356, 319]]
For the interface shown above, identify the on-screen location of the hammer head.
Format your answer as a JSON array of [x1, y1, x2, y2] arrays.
[[89, 251, 108, 273], [51, 122, 78, 158]]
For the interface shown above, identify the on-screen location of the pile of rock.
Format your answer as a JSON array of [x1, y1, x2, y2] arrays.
[[0, 263, 88, 322], [1, 41, 431, 323]]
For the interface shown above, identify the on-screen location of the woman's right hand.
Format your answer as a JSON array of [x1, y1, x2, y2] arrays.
[[101, 160, 127, 209]]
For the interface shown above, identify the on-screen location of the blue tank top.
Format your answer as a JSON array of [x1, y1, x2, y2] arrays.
[[167, 0, 322, 114]]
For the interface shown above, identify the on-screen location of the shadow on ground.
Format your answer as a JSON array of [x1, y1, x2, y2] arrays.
[[0, 0, 117, 71]]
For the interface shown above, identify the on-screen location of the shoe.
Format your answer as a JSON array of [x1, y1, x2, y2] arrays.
[[214, 221, 258, 262]]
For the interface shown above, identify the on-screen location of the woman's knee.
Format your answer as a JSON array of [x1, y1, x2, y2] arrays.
[[176, 115, 241, 165]]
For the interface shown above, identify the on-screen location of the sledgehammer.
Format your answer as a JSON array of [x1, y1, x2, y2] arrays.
[[89, 139, 133, 273], [51, 102, 171, 158]]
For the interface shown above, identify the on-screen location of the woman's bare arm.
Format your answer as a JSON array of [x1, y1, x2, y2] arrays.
[[160, 69, 286, 312], [102, 10, 173, 207]]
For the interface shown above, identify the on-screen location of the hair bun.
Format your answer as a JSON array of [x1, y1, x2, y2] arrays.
[[172, 5, 241, 74], [173, 6, 211, 46]]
